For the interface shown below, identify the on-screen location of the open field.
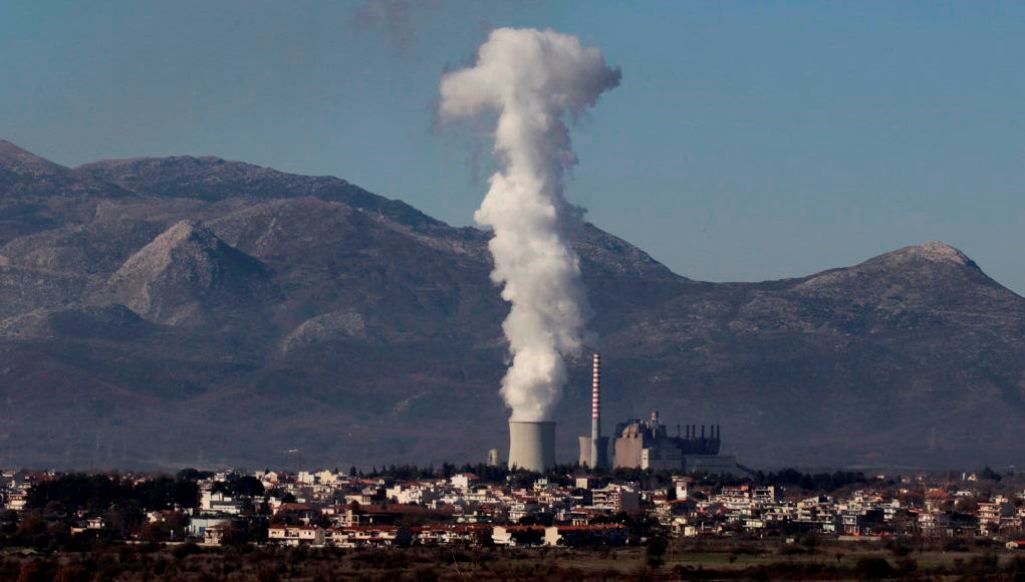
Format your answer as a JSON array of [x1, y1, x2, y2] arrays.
[[5, 539, 1025, 581]]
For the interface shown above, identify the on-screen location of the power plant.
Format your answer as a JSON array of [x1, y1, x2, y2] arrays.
[[502, 352, 736, 474], [578, 352, 609, 468], [507, 420, 556, 471], [612, 411, 736, 474]]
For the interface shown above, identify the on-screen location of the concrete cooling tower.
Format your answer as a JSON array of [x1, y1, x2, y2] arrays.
[[508, 420, 556, 471]]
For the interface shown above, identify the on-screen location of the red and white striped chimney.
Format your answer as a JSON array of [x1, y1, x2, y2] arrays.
[[591, 353, 601, 437]]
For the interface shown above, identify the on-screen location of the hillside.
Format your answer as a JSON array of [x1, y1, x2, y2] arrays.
[[0, 140, 1023, 470]]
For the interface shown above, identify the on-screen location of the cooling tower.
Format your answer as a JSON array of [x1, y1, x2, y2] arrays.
[[508, 420, 556, 471]]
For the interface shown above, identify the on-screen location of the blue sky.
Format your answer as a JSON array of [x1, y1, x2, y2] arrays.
[[3, 1, 1024, 292]]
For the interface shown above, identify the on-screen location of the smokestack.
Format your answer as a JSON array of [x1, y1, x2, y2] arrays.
[[591, 353, 608, 468], [509, 420, 556, 471], [579, 352, 608, 468], [591, 353, 601, 439]]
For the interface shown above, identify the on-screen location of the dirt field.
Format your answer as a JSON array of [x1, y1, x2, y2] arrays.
[[5, 538, 1025, 580]]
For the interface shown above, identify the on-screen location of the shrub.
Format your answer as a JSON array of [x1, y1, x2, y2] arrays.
[[853, 557, 894, 580], [414, 567, 440, 582], [171, 541, 200, 560]]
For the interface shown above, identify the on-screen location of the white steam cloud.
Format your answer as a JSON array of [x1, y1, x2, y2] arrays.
[[439, 28, 620, 421]]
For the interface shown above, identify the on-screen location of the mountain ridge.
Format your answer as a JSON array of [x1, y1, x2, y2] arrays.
[[0, 139, 1022, 470]]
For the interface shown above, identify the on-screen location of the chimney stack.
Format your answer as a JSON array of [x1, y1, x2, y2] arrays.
[[591, 353, 601, 438], [578, 352, 608, 469]]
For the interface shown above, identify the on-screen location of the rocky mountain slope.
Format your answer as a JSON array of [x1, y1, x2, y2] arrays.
[[1, 139, 1023, 470]]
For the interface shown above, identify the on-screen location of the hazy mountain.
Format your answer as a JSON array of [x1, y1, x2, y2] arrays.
[[1, 140, 1022, 471]]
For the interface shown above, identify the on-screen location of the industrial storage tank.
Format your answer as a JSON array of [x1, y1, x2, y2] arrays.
[[508, 420, 556, 471]]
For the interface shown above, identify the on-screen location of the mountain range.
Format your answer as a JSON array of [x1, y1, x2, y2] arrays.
[[1, 138, 1023, 471]]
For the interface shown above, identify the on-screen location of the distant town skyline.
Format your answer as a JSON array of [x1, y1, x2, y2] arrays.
[[3, 2, 1023, 293]]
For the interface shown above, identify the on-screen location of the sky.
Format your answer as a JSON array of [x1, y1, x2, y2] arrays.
[[3, 1, 1024, 293]]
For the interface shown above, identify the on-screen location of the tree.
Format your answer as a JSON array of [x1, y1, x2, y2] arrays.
[[510, 528, 543, 547], [17, 560, 51, 582], [212, 474, 265, 498], [646, 536, 668, 568], [16, 513, 47, 540], [980, 466, 1002, 482], [176, 468, 212, 482], [138, 523, 165, 543]]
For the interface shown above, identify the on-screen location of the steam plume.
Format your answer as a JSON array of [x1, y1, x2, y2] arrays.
[[439, 28, 620, 421]]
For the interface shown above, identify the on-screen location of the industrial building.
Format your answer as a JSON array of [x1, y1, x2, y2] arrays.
[[612, 411, 737, 474]]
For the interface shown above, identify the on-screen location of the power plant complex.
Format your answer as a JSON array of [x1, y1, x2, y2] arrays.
[[611, 411, 736, 474], [505, 352, 737, 474]]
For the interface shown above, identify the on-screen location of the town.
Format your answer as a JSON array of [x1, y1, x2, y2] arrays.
[[6, 464, 1025, 547], [5, 462, 1025, 578]]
